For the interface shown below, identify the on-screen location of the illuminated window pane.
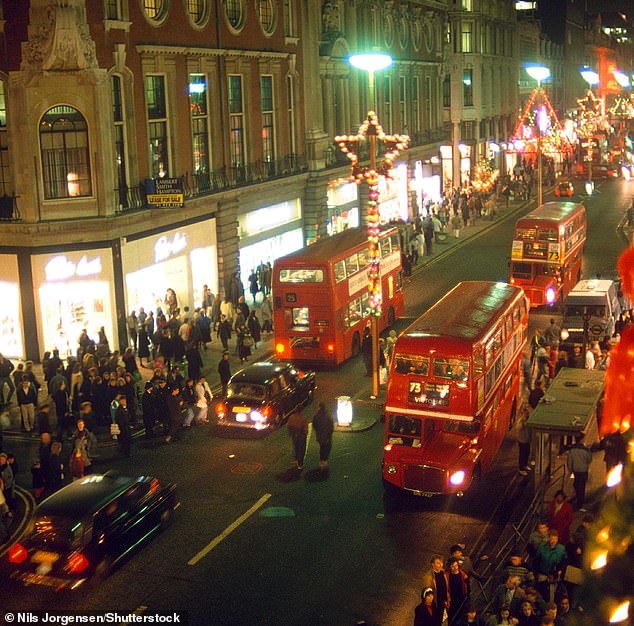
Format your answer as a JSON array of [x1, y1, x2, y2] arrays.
[[40, 106, 92, 199]]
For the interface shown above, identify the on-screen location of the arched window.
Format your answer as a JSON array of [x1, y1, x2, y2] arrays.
[[40, 106, 92, 199]]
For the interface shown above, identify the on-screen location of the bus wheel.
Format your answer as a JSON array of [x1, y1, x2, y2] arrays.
[[351, 332, 361, 357], [509, 399, 517, 430], [388, 306, 395, 325]]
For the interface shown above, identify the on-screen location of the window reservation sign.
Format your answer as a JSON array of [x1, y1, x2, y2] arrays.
[[145, 178, 185, 208]]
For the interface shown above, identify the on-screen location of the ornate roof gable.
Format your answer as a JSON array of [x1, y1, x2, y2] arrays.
[[21, 0, 97, 71]]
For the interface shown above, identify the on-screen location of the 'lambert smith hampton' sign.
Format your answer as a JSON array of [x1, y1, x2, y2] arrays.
[[146, 177, 185, 208]]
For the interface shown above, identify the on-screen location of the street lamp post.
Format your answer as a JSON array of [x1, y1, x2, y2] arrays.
[[579, 66, 600, 191], [339, 52, 408, 399], [526, 65, 551, 207]]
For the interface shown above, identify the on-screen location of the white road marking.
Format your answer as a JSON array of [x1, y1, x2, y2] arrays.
[[188, 493, 272, 566]]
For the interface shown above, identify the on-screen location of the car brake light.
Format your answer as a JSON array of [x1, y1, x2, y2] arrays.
[[216, 402, 227, 415], [262, 406, 272, 417], [8, 543, 28, 564], [327, 343, 335, 353], [275, 343, 285, 355], [67, 552, 90, 574]]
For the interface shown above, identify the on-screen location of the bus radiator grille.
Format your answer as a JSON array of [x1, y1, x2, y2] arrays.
[[403, 464, 446, 493]]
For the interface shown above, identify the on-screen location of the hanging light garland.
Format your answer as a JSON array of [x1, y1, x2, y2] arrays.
[[335, 111, 409, 317]]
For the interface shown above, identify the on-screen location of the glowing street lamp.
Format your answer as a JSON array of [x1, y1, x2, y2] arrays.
[[525, 65, 551, 206], [348, 52, 393, 112], [343, 52, 404, 399], [614, 70, 630, 89], [579, 67, 601, 192], [579, 66, 600, 87]]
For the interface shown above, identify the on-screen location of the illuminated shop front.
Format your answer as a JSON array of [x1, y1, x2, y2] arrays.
[[378, 162, 409, 223], [326, 181, 359, 236], [122, 218, 218, 314], [459, 143, 472, 187], [238, 199, 303, 285], [410, 159, 442, 216], [440, 145, 454, 195], [0, 254, 24, 359], [31, 249, 117, 357]]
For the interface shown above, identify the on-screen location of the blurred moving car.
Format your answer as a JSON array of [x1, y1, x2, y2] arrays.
[[215, 361, 316, 430], [7, 472, 177, 590], [554, 180, 574, 197]]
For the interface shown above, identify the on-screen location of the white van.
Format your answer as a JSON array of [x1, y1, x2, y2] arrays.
[[561, 279, 621, 342]]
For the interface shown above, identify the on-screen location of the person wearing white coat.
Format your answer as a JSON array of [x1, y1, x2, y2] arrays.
[[194, 375, 212, 424]]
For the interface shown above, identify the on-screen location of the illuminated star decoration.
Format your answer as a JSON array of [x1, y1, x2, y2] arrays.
[[511, 88, 573, 157], [335, 112, 409, 317]]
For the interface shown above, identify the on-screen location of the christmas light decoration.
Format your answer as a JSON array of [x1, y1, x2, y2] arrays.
[[335, 111, 409, 317], [471, 158, 499, 192]]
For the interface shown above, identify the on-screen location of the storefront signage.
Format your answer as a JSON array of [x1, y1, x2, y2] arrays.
[[45, 254, 102, 282], [154, 232, 188, 264], [240, 200, 301, 237], [146, 178, 185, 209]]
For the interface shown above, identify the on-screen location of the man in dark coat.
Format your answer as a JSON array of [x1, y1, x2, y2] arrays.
[[142, 382, 157, 439], [218, 352, 232, 397], [165, 386, 182, 444], [287, 409, 308, 471], [186, 344, 203, 381], [115, 395, 132, 457], [312, 402, 334, 471], [361, 327, 373, 376]]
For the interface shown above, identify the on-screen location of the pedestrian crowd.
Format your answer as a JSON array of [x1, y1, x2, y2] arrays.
[[0, 273, 278, 541], [414, 516, 591, 626]]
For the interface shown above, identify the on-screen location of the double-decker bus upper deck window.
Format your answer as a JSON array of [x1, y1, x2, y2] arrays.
[[515, 226, 536, 240], [292, 307, 309, 327], [537, 228, 558, 242], [334, 260, 346, 283], [357, 247, 369, 269], [473, 349, 484, 376], [345, 254, 359, 276], [432, 357, 469, 382], [511, 262, 532, 279], [390, 232, 400, 251], [279, 268, 324, 283], [380, 237, 392, 257], [395, 354, 430, 375]]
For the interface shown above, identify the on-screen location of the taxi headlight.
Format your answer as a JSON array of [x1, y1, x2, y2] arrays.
[[560, 329, 569, 341], [387, 465, 397, 475], [546, 287, 556, 304], [449, 470, 466, 486]]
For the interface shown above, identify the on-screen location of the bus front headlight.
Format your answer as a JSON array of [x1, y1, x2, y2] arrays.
[[449, 470, 466, 486], [546, 287, 556, 304], [386, 465, 397, 475]]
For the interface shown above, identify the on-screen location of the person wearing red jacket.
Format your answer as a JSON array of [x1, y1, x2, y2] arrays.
[[547, 490, 574, 545]]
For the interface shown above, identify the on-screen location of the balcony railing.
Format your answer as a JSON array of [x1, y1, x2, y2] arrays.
[[115, 154, 308, 213]]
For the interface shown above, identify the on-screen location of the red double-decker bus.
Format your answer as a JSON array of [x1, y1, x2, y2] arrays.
[[509, 201, 586, 307], [272, 226, 404, 365], [382, 281, 528, 496]]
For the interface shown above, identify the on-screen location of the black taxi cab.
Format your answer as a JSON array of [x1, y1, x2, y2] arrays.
[[7, 471, 177, 590], [215, 361, 316, 430]]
